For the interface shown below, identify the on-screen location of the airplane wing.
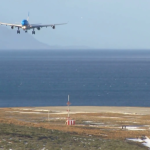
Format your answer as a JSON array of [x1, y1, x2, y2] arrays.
[[29, 23, 67, 28], [0, 22, 22, 27]]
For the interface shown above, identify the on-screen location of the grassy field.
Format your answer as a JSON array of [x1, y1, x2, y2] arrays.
[[0, 107, 150, 149], [0, 123, 147, 150]]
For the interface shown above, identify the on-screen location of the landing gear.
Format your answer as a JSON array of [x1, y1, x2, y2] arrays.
[[32, 30, 35, 34], [17, 27, 20, 34], [17, 30, 20, 34], [25, 30, 27, 33]]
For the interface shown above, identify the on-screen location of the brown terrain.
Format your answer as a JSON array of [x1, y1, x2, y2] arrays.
[[1, 106, 150, 140]]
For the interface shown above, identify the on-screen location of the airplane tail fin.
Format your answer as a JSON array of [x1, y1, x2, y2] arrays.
[[27, 12, 30, 21]]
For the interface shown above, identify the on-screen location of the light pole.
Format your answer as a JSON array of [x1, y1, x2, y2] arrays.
[[48, 110, 50, 122], [67, 95, 71, 120]]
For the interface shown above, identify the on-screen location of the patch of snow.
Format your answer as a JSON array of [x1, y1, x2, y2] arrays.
[[128, 138, 143, 142], [83, 121, 93, 123], [143, 137, 150, 148], [127, 136, 150, 148], [124, 125, 146, 131], [34, 109, 49, 112], [21, 109, 32, 111], [123, 112, 137, 115], [126, 126, 145, 131], [91, 123, 104, 125]]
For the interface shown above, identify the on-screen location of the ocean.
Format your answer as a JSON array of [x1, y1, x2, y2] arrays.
[[0, 50, 150, 107]]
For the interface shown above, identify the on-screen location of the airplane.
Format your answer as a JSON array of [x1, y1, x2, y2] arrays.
[[0, 14, 67, 34]]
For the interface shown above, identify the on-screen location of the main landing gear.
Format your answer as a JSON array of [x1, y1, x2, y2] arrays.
[[17, 30, 20, 34], [17, 27, 20, 34], [32, 29, 35, 34], [32, 31, 35, 34], [25, 30, 27, 33]]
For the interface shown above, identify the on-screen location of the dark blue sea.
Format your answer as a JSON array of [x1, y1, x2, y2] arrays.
[[0, 50, 150, 107]]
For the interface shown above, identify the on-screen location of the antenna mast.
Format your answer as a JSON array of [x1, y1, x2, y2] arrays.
[[67, 95, 71, 119]]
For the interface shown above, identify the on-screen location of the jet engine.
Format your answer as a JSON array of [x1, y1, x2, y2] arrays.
[[11, 26, 14, 29], [37, 27, 40, 30]]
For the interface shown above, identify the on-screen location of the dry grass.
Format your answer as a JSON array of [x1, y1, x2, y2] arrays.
[[0, 108, 150, 140]]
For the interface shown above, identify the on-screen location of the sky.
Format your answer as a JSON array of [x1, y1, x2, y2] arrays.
[[1, 0, 150, 49]]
